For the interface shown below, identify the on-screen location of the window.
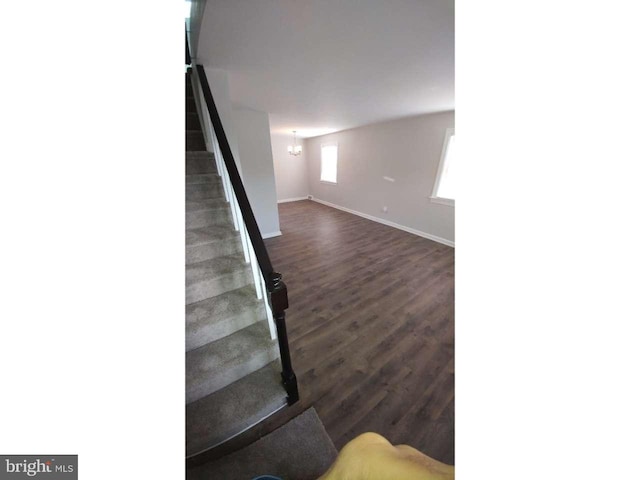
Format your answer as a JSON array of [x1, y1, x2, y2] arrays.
[[431, 128, 455, 206], [321, 143, 338, 183]]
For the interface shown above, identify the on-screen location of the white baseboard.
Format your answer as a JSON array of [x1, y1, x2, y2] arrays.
[[310, 198, 454, 248], [262, 230, 282, 239], [277, 197, 309, 204]]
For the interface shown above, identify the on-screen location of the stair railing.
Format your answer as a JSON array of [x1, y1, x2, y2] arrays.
[[189, 63, 299, 405], [185, 28, 191, 66]]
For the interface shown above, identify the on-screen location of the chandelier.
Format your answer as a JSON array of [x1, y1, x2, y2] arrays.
[[288, 130, 302, 156]]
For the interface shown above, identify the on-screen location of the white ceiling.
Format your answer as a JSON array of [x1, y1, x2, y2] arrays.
[[197, 0, 454, 138]]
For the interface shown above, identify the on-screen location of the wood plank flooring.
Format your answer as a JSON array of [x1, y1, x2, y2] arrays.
[[264, 200, 454, 464]]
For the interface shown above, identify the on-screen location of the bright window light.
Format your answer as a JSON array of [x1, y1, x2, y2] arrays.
[[431, 128, 455, 206], [321, 144, 338, 183], [185, 1, 191, 18]]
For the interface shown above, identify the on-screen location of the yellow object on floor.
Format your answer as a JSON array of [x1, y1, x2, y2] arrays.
[[318, 432, 454, 480]]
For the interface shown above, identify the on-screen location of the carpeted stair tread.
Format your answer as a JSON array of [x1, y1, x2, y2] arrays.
[[187, 408, 337, 480], [186, 151, 215, 158], [186, 182, 225, 201], [186, 152, 216, 162], [186, 129, 206, 151], [186, 226, 242, 264], [185, 173, 222, 186], [186, 285, 266, 351], [186, 197, 228, 213], [186, 130, 205, 141], [186, 320, 280, 403], [186, 254, 253, 304], [186, 153, 216, 174], [186, 112, 201, 130], [186, 161, 216, 175], [187, 145, 207, 152], [186, 225, 238, 247], [185, 361, 287, 458], [186, 206, 232, 230]]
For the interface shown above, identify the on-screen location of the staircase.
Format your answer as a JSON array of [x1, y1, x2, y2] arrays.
[[185, 73, 289, 458]]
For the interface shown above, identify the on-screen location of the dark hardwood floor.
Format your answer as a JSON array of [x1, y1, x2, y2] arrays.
[[265, 200, 454, 464]]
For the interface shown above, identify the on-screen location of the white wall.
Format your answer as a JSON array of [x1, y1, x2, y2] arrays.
[[270, 133, 309, 202], [306, 111, 455, 245], [187, 0, 208, 59], [232, 107, 281, 237], [202, 67, 241, 170]]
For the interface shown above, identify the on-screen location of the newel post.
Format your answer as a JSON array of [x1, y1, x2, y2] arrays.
[[268, 272, 299, 405]]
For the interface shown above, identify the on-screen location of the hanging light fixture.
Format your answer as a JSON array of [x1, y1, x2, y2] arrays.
[[288, 130, 302, 156]]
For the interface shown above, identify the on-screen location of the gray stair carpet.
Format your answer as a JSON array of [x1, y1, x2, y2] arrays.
[[185, 72, 286, 458], [186, 225, 242, 264], [186, 285, 265, 351], [185, 83, 205, 150], [186, 408, 338, 480], [186, 320, 280, 404], [186, 254, 255, 305], [186, 361, 288, 457]]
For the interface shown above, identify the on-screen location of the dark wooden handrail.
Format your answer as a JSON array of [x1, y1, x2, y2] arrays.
[[185, 28, 191, 65], [194, 64, 298, 405]]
